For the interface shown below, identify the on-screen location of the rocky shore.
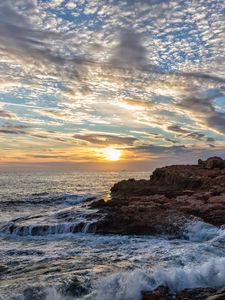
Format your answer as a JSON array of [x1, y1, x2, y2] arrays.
[[142, 286, 225, 300], [90, 156, 225, 300], [92, 156, 225, 236]]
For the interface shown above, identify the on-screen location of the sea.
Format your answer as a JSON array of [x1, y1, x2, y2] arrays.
[[1, 171, 225, 300]]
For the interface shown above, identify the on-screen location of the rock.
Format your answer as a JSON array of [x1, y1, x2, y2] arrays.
[[60, 277, 89, 297], [142, 287, 218, 300], [183, 190, 195, 196], [93, 156, 225, 235], [142, 286, 171, 300], [198, 157, 225, 170], [207, 295, 225, 300], [90, 199, 107, 208], [111, 160, 225, 199], [23, 286, 47, 300], [0, 265, 8, 276], [176, 287, 217, 299]]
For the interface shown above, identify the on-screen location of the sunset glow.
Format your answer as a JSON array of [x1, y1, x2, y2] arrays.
[[0, 0, 224, 171], [102, 148, 122, 161]]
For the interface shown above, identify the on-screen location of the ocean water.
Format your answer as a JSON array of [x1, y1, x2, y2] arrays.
[[1, 171, 225, 300]]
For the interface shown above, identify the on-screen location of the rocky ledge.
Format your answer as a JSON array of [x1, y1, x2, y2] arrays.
[[91, 156, 225, 236], [142, 285, 225, 300]]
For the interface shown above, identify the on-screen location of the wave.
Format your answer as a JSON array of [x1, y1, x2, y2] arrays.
[[0, 193, 97, 207], [185, 221, 225, 245], [8, 257, 225, 300], [0, 200, 100, 237], [93, 257, 225, 300], [0, 220, 97, 237], [62, 194, 97, 206]]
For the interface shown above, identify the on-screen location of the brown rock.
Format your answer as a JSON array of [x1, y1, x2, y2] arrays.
[[142, 287, 218, 300], [142, 286, 171, 300], [206, 295, 225, 300], [199, 157, 225, 170], [93, 156, 225, 235]]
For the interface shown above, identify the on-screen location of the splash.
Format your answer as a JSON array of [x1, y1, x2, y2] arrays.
[[94, 258, 225, 300]]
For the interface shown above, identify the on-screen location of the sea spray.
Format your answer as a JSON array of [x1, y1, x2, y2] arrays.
[[94, 257, 225, 300], [41, 258, 225, 300], [185, 221, 225, 242], [45, 288, 66, 300]]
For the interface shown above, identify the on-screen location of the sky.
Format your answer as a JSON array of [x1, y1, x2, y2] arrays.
[[0, 0, 225, 171]]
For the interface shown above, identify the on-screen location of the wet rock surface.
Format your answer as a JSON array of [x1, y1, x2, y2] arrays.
[[142, 286, 225, 300], [93, 157, 225, 235]]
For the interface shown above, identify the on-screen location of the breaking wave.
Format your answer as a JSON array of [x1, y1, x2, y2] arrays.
[[8, 258, 225, 300], [0, 193, 97, 207], [0, 220, 97, 236], [0, 193, 100, 237], [185, 220, 225, 246], [93, 257, 225, 300]]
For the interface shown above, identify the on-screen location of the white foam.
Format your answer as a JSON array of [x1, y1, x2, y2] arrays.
[[63, 194, 96, 206], [82, 222, 92, 234], [185, 221, 225, 243], [0, 220, 96, 237], [6, 256, 225, 300], [45, 288, 65, 300], [93, 257, 225, 300]]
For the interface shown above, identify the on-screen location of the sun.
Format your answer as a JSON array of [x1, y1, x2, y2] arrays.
[[102, 148, 122, 161]]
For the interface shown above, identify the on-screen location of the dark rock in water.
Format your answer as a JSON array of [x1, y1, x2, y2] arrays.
[[142, 286, 171, 299], [94, 157, 225, 236], [31, 192, 49, 197], [176, 287, 217, 299], [0, 265, 8, 276], [23, 286, 47, 300], [96, 205, 197, 236], [142, 286, 224, 300], [90, 199, 107, 208], [60, 277, 89, 297]]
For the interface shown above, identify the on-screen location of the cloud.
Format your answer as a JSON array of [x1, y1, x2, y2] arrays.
[[0, 124, 29, 135], [110, 30, 149, 69], [0, 0, 225, 165], [0, 110, 15, 119], [167, 124, 216, 145], [132, 144, 188, 154], [178, 90, 225, 134], [121, 98, 154, 109], [32, 155, 67, 159], [167, 125, 189, 134], [0, 0, 85, 80], [73, 133, 137, 146], [112, 0, 169, 6]]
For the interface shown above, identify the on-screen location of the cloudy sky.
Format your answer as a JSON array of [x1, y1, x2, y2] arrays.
[[0, 0, 225, 170]]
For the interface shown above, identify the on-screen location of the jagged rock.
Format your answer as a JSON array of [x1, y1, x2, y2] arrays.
[[0, 265, 8, 276], [112, 162, 225, 199], [198, 156, 225, 169], [93, 157, 225, 235], [22, 286, 47, 300], [90, 199, 107, 208], [60, 277, 89, 297], [142, 287, 219, 300], [142, 286, 171, 299], [96, 206, 197, 236]]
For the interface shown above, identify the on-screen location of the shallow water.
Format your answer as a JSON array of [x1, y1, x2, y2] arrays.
[[1, 171, 225, 300]]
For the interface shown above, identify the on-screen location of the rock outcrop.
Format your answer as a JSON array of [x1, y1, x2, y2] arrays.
[[142, 286, 225, 300], [198, 156, 225, 170], [112, 157, 225, 198], [92, 157, 225, 235]]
